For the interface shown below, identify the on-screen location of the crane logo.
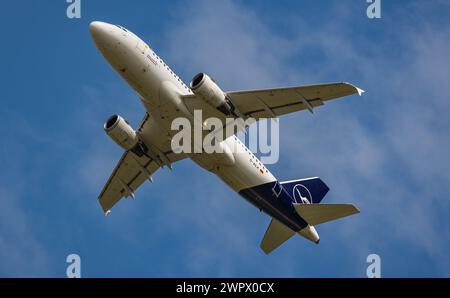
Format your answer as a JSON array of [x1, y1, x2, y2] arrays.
[[292, 184, 312, 204]]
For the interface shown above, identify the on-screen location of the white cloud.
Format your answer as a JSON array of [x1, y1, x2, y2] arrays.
[[0, 187, 51, 277]]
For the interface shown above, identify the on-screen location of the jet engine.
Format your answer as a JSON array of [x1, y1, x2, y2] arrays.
[[190, 73, 237, 116], [104, 114, 149, 157], [104, 114, 140, 150]]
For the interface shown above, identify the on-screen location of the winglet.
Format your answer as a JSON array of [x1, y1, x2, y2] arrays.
[[355, 86, 365, 96], [344, 82, 365, 96], [105, 210, 111, 216]]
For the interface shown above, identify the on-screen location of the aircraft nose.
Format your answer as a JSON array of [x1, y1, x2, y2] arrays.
[[89, 21, 108, 41]]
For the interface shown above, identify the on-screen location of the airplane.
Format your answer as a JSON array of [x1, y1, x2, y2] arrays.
[[90, 21, 363, 254]]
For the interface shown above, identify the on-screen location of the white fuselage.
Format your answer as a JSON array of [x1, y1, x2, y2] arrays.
[[90, 22, 277, 194]]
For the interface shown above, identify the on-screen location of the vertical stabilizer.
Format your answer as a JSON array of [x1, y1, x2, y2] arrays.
[[280, 177, 329, 204]]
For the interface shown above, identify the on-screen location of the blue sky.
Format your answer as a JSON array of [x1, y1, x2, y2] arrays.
[[0, 0, 449, 277]]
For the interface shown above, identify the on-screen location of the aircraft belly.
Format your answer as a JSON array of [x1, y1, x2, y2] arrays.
[[239, 182, 308, 232], [208, 140, 275, 191]]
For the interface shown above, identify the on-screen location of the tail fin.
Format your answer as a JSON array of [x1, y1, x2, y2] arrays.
[[280, 177, 329, 204], [260, 218, 295, 254], [293, 204, 359, 226]]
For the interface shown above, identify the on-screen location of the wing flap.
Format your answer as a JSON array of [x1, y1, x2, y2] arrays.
[[98, 151, 159, 213]]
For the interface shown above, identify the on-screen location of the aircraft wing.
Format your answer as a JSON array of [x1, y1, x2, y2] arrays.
[[226, 82, 364, 119], [98, 113, 186, 214]]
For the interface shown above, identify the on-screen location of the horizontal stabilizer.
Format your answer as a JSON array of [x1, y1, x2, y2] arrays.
[[293, 204, 359, 226], [260, 218, 295, 254]]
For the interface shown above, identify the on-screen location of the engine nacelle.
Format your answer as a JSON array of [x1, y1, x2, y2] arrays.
[[190, 73, 236, 116], [104, 114, 138, 151]]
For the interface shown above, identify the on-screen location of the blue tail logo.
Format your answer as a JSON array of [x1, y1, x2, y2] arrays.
[[281, 177, 330, 204], [292, 184, 312, 204]]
